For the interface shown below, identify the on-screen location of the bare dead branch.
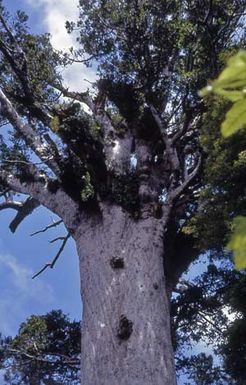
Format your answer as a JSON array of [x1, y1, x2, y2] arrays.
[[32, 233, 70, 279], [31, 219, 63, 236], [49, 235, 67, 244]]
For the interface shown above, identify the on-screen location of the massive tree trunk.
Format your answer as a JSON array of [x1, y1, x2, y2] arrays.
[[75, 205, 176, 385]]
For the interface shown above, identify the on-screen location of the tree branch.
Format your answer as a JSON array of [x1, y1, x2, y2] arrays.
[[57, 83, 134, 176], [169, 153, 202, 202], [9, 197, 40, 233], [0, 88, 61, 175], [49, 235, 67, 244], [0, 15, 54, 125], [0, 200, 22, 211], [149, 103, 180, 171], [4, 347, 80, 368], [32, 233, 70, 279], [0, 190, 40, 232], [55, 83, 117, 139], [0, 16, 66, 176], [53, 83, 94, 110], [31, 219, 63, 236], [0, 168, 79, 232]]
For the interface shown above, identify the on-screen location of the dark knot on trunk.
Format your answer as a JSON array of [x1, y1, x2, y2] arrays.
[[117, 315, 133, 340], [110, 257, 125, 269]]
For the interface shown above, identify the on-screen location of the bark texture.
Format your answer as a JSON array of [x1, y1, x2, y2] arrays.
[[75, 205, 176, 385]]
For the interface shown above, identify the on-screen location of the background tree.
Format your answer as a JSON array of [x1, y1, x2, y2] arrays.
[[0, 1, 245, 384], [0, 310, 80, 385], [173, 257, 246, 385]]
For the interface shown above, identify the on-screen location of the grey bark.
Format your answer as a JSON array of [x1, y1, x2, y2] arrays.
[[75, 205, 176, 385]]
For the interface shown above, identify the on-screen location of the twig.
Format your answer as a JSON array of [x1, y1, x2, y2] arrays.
[[5, 347, 80, 367], [31, 219, 63, 236], [32, 233, 70, 279], [49, 235, 67, 244], [1, 159, 45, 166], [198, 310, 224, 335]]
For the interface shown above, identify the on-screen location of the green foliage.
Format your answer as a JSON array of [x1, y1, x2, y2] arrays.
[[201, 51, 246, 268], [71, 0, 245, 107], [221, 275, 246, 384], [80, 171, 94, 201], [0, 310, 80, 385], [0, 15, 62, 109], [178, 353, 225, 385], [110, 172, 140, 215], [182, 95, 246, 250], [221, 99, 246, 137], [173, 256, 246, 384], [222, 318, 246, 384], [50, 115, 60, 132], [201, 50, 246, 137], [227, 216, 246, 270]]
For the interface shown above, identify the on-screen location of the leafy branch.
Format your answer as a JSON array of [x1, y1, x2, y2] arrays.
[[201, 50, 246, 269]]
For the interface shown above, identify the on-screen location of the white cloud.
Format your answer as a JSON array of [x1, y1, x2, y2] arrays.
[[25, 0, 97, 91], [0, 254, 54, 336]]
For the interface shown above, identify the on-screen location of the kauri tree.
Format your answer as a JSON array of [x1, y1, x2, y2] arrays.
[[0, 1, 245, 384]]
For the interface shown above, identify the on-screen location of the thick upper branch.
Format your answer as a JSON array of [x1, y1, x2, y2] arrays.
[[169, 153, 202, 202], [0, 197, 40, 232], [55, 83, 132, 174], [0, 88, 61, 175], [0, 168, 80, 233], [149, 104, 180, 171]]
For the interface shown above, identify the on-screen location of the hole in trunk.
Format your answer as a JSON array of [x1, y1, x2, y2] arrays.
[[110, 257, 124, 269], [117, 315, 133, 340]]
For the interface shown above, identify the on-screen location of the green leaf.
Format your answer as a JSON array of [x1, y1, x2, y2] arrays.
[[227, 216, 246, 270], [211, 89, 245, 102], [200, 51, 246, 99], [221, 99, 246, 137], [215, 51, 246, 88]]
